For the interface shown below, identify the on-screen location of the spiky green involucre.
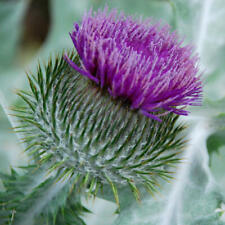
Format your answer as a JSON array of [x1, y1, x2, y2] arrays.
[[13, 52, 186, 205]]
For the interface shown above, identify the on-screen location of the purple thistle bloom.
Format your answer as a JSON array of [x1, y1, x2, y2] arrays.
[[65, 8, 202, 121]]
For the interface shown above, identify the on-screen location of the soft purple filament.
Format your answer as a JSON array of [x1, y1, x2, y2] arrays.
[[65, 8, 202, 121]]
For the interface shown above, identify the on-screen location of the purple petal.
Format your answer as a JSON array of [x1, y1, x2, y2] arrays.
[[65, 8, 203, 121]]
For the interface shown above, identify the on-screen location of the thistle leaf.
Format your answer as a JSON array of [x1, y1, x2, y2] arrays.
[[0, 166, 89, 225]]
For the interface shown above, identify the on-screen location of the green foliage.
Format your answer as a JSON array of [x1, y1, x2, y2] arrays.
[[13, 51, 186, 208], [0, 0, 225, 224], [0, 0, 28, 70], [207, 131, 225, 157], [203, 98, 225, 164], [0, 165, 89, 225]]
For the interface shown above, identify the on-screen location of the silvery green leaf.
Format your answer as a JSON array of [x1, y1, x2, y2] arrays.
[[210, 144, 225, 190], [172, 0, 225, 100], [0, 0, 29, 105], [0, 166, 89, 225], [43, 0, 90, 53], [0, 0, 28, 71], [95, 0, 175, 26]]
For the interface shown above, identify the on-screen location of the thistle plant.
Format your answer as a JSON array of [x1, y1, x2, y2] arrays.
[[0, 8, 202, 225]]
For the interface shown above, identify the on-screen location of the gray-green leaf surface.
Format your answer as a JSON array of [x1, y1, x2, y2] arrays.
[[1, 0, 225, 225]]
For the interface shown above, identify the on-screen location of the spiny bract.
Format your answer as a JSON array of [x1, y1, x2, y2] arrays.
[[65, 8, 202, 121], [14, 52, 186, 205]]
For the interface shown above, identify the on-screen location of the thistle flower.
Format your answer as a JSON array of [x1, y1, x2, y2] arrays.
[[65, 8, 202, 121], [13, 8, 202, 208]]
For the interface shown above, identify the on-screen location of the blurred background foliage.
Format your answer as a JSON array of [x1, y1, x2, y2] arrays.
[[0, 0, 225, 225]]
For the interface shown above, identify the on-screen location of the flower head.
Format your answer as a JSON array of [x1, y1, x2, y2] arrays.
[[65, 8, 202, 121]]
